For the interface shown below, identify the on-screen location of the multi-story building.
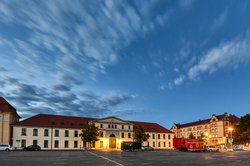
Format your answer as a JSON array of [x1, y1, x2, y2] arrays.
[[171, 113, 240, 145], [0, 97, 20, 145], [0, 97, 174, 150], [12, 114, 174, 150]]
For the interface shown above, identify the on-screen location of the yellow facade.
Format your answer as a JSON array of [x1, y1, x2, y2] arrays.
[[171, 113, 239, 145]]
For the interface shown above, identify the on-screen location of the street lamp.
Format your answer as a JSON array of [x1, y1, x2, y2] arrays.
[[228, 127, 234, 150]]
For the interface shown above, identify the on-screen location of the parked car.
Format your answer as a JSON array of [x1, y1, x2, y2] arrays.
[[121, 142, 141, 151], [0, 144, 12, 151], [204, 146, 219, 152], [23, 145, 41, 151], [142, 146, 154, 151], [233, 145, 244, 151]]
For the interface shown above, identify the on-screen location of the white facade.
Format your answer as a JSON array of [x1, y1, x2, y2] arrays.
[[13, 126, 83, 150], [12, 116, 174, 150]]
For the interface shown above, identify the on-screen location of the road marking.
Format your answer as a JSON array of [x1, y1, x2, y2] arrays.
[[87, 151, 124, 166]]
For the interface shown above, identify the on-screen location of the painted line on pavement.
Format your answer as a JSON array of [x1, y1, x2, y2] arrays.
[[87, 151, 124, 166]]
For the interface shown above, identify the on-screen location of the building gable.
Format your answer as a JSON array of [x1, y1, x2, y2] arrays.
[[92, 116, 132, 125]]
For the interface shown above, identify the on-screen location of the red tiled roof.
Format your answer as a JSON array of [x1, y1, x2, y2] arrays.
[[13, 114, 172, 133], [174, 113, 240, 128], [0, 97, 21, 118], [13, 114, 95, 129], [129, 121, 173, 133]]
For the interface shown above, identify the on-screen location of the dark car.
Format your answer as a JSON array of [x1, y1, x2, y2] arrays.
[[23, 145, 41, 151], [141, 146, 154, 151]]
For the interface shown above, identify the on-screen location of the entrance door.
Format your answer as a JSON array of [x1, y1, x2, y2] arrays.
[[109, 134, 116, 149]]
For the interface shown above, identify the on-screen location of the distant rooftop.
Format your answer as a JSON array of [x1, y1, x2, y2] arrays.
[[173, 112, 240, 128], [13, 113, 173, 133], [0, 97, 21, 118]]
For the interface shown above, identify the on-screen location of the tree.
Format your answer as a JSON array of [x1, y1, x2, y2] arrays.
[[79, 123, 99, 149], [233, 114, 250, 145], [198, 133, 205, 141], [133, 126, 150, 144], [189, 132, 195, 139]]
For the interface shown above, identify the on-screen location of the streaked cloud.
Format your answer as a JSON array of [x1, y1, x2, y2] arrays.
[[0, 0, 170, 118], [188, 33, 250, 79], [170, 32, 250, 87]]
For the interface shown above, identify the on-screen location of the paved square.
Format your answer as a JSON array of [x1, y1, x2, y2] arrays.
[[0, 150, 249, 166]]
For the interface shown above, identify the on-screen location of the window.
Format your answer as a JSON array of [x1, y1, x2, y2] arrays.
[[100, 141, 103, 148], [55, 130, 59, 137], [158, 142, 161, 147], [65, 130, 69, 137], [152, 134, 155, 139], [168, 134, 171, 140], [158, 134, 160, 139], [99, 131, 104, 137], [128, 133, 131, 138], [64, 141, 69, 148], [100, 124, 103, 128], [21, 140, 26, 147], [74, 141, 78, 148], [121, 133, 124, 138], [153, 142, 155, 147], [74, 130, 78, 137], [54, 140, 59, 148], [169, 142, 171, 147], [33, 129, 38, 136], [33, 140, 38, 145], [197, 126, 202, 130], [163, 134, 166, 139], [21, 128, 26, 136], [108, 124, 110, 128], [122, 125, 124, 129], [115, 125, 117, 129], [44, 129, 49, 137], [44, 140, 48, 148], [128, 126, 131, 130], [163, 142, 166, 147]]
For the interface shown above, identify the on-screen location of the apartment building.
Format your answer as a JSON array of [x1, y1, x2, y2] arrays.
[[171, 113, 240, 145]]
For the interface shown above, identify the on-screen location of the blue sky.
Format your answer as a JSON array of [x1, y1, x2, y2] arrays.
[[0, 0, 250, 129]]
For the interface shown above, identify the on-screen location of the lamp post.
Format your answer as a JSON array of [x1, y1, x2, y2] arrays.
[[228, 127, 234, 150]]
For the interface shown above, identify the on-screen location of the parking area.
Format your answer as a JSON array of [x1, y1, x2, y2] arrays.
[[0, 150, 249, 166]]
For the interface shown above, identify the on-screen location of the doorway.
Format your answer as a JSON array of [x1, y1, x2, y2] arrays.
[[109, 133, 116, 149]]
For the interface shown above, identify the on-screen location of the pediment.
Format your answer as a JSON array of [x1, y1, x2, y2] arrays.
[[93, 116, 131, 124]]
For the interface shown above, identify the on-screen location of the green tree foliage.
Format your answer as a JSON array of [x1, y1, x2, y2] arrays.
[[133, 126, 150, 143], [189, 132, 195, 139], [79, 123, 99, 149], [233, 114, 250, 145]]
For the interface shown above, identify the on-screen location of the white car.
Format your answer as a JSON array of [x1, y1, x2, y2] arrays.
[[204, 146, 219, 152], [0, 144, 12, 151]]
